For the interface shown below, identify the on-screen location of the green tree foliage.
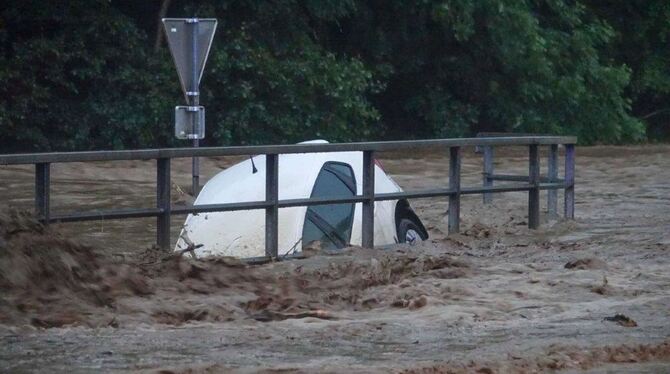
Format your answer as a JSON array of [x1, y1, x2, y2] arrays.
[[0, 0, 380, 151], [585, 0, 670, 140], [196, 1, 382, 145], [325, 0, 643, 143], [0, 1, 177, 151], [0, 0, 662, 151]]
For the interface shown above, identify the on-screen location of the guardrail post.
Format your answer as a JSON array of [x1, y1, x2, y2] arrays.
[[157, 158, 171, 250], [547, 144, 558, 218], [482, 145, 493, 204], [362, 150, 375, 248], [448, 146, 461, 234], [265, 154, 279, 258], [564, 144, 575, 219], [528, 144, 540, 229], [35, 163, 50, 224]]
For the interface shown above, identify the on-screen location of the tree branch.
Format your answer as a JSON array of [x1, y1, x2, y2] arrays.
[[154, 0, 172, 53], [641, 108, 670, 120]]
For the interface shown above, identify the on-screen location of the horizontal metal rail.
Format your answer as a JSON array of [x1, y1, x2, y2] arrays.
[[50, 208, 164, 223], [171, 201, 273, 215], [488, 174, 565, 183], [278, 195, 368, 208], [0, 136, 576, 165], [43, 183, 570, 224], [1, 136, 576, 258]]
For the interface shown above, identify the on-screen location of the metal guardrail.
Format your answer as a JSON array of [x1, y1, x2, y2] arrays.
[[0, 136, 576, 259]]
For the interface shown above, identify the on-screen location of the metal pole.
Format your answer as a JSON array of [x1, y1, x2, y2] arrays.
[[192, 142, 199, 195], [265, 154, 279, 258], [528, 144, 540, 229], [482, 145, 493, 204], [189, 18, 200, 195], [157, 158, 171, 250], [547, 144, 558, 218], [35, 162, 50, 224], [564, 144, 575, 219], [362, 150, 375, 248], [448, 146, 461, 234]]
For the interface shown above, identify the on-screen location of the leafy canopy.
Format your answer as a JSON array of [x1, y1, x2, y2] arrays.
[[0, 0, 661, 151]]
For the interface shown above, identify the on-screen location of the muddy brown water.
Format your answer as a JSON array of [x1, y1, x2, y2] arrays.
[[0, 145, 669, 373]]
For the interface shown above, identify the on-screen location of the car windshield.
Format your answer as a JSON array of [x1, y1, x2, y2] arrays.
[[302, 162, 356, 250]]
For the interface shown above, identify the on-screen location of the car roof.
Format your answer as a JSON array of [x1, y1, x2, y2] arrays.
[[195, 150, 364, 205]]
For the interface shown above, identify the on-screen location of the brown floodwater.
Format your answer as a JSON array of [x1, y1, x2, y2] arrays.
[[0, 145, 669, 373]]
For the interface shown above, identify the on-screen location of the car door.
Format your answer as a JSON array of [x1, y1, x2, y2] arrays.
[[302, 162, 356, 250]]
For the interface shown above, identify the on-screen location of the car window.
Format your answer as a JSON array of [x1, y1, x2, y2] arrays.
[[302, 162, 356, 250]]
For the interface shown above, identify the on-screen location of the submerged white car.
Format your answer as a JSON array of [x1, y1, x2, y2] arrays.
[[176, 140, 428, 258]]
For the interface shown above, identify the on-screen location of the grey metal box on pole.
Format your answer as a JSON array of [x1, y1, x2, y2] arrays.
[[175, 106, 205, 139]]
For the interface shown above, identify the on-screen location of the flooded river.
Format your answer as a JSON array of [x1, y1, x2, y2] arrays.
[[0, 145, 669, 372]]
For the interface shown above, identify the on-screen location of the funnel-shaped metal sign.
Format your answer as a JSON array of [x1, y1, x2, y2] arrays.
[[163, 18, 217, 101]]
